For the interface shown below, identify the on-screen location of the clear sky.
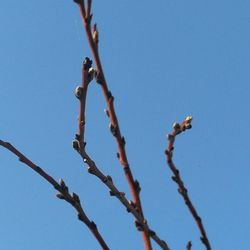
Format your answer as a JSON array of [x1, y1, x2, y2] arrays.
[[1, 1, 250, 249]]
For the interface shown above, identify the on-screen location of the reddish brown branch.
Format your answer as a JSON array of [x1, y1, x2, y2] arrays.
[[0, 139, 110, 250], [165, 117, 212, 250], [73, 1, 152, 249], [72, 57, 170, 249], [72, 58, 169, 250]]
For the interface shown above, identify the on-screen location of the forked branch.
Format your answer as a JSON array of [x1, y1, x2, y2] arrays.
[[165, 117, 212, 250], [0, 139, 110, 250], [72, 58, 170, 250], [73, 0, 152, 249]]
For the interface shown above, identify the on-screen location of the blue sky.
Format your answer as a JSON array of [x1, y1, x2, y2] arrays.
[[1, 1, 250, 249]]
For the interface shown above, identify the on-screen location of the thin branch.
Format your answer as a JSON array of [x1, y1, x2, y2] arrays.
[[72, 58, 170, 250], [165, 116, 212, 250], [0, 139, 110, 250], [186, 241, 192, 250], [73, 1, 152, 249]]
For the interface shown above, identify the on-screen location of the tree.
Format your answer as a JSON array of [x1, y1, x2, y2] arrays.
[[2, 1, 249, 250]]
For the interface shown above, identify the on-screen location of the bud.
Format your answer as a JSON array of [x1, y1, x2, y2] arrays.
[[56, 193, 65, 200], [104, 108, 110, 117], [75, 86, 83, 99], [59, 178, 66, 187], [59, 179, 68, 192], [109, 123, 117, 136], [184, 115, 193, 123], [88, 67, 96, 82], [83, 57, 92, 70], [92, 23, 99, 44], [172, 122, 180, 130], [106, 175, 113, 183], [72, 140, 79, 151], [185, 124, 192, 130], [72, 192, 80, 203]]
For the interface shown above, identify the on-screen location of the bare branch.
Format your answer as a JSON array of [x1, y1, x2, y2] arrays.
[[73, 1, 153, 249], [0, 139, 110, 250], [72, 58, 170, 250], [165, 116, 212, 250]]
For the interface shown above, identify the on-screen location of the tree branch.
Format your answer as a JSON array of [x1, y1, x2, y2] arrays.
[[73, 1, 152, 249], [164, 116, 212, 250], [72, 57, 170, 250], [0, 139, 110, 250]]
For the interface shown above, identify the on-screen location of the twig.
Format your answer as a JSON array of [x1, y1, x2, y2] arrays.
[[0, 139, 110, 250], [72, 58, 170, 250], [165, 116, 212, 250], [186, 241, 192, 250], [73, 1, 152, 249]]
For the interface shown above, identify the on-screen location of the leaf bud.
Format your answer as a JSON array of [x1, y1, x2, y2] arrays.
[[83, 57, 92, 70], [56, 193, 65, 200], [75, 86, 83, 99], [184, 115, 193, 124], [172, 122, 180, 130], [72, 140, 79, 151]]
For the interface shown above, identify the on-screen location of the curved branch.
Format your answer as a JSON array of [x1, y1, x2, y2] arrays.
[[165, 117, 212, 250], [0, 140, 110, 250]]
